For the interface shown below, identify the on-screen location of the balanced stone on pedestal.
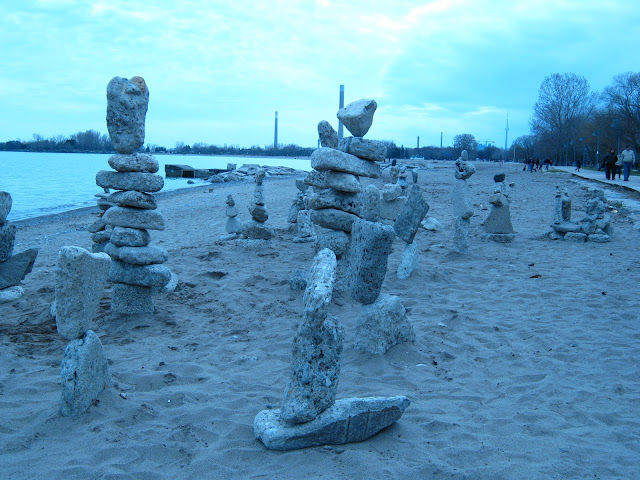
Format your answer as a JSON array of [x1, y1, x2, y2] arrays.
[[106, 76, 149, 154], [353, 294, 415, 354], [336, 99, 377, 137], [60, 330, 110, 416], [394, 185, 429, 244], [55, 246, 110, 340]]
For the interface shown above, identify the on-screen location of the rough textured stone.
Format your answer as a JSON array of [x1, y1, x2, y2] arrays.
[[55, 247, 110, 340], [494, 173, 506, 182], [0, 285, 23, 304], [550, 222, 582, 233], [0, 248, 38, 289], [239, 220, 274, 240], [310, 208, 360, 233], [96, 170, 164, 193], [107, 190, 157, 210], [306, 189, 361, 216], [348, 219, 394, 305], [379, 197, 406, 222], [360, 184, 381, 222], [0, 222, 17, 261], [249, 204, 269, 223], [109, 260, 171, 287], [254, 396, 410, 451], [110, 283, 154, 314], [318, 120, 338, 149], [293, 210, 315, 243], [281, 249, 341, 424], [381, 184, 403, 202], [102, 206, 165, 230], [311, 148, 380, 179], [340, 137, 387, 162], [397, 241, 419, 280], [564, 232, 587, 242], [110, 226, 151, 247], [106, 76, 149, 154], [226, 216, 241, 234], [454, 151, 476, 180], [422, 217, 443, 231], [60, 330, 110, 416], [0, 191, 11, 224], [315, 231, 350, 257], [484, 233, 515, 243], [354, 294, 416, 354], [451, 180, 473, 220], [108, 153, 158, 173], [91, 230, 111, 244], [452, 217, 470, 254], [588, 233, 611, 243], [394, 185, 429, 244], [104, 243, 168, 265], [336, 99, 377, 137], [304, 170, 362, 193], [554, 187, 572, 223], [289, 270, 308, 291]]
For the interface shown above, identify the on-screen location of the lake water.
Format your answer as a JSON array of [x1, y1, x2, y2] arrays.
[[0, 152, 311, 221]]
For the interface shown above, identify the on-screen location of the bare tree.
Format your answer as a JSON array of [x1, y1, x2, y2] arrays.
[[530, 73, 597, 163], [453, 133, 478, 153], [602, 72, 640, 151]]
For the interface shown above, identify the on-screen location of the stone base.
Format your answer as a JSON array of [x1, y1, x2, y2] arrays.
[[60, 330, 110, 416], [397, 241, 419, 280], [483, 233, 515, 243], [354, 295, 415, 354], [254, 396, 410, 451], [111, 283, 154, 314], [0, 286, 24, 303]]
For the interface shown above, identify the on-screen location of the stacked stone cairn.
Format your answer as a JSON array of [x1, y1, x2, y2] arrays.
[[254, 248, 410, 450], [0, 192, 38, 303], [238, 169, 274, 241], [549, 187, 613, 242], [224, 194, 241, 238], [482, 173, 515, 243], [95, 76, 171, 314], [379, 164, 407, 222], [394, 185, 429, 280], [450, 150, 476, 254], [55, 246, 111, 415], [305, 99, 383, 286]]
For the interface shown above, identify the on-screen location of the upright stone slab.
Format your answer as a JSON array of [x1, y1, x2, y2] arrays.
[[0, 191, 12, 224], [0, 223, 16, 261], [60, 330, 110, 416], [318, 120, 338, 149], [353, 294, 415, 354], [336, 99, 377, 137], [0, 248, 38, 289], [55, 246, 110, 340], [394, 185, 429, 244], [348, 219, 395, 305], [106, 76, 149, 154], [397, 241, 419, 280]]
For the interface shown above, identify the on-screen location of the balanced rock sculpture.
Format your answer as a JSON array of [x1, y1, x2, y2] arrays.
[[0, 191, 38, 303], [239, 169, 274, 240], [483, 173, 514, 243], [96, 76, 171, 314], [549, 188, 612, 242], [394, 185, 429, 279], [254, 249, 410, 450], [450, 150, 476, 254]]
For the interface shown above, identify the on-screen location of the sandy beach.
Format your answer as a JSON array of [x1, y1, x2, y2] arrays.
[[1, 161, 639, 479]]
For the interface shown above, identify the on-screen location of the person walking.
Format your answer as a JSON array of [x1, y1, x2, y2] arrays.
[[603, 148, 618, 180], [621, 144, 636, 181], [575, 157, 582, 172]]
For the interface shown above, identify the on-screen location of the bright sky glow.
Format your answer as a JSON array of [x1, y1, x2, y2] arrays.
[[1, 0, 638, 149]]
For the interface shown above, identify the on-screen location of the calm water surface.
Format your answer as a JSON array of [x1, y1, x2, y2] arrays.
[[0, 152, 310, 221]]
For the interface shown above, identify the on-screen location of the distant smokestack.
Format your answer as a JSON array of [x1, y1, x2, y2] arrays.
[[338, 85, 344, 141], [417, 136, 420, 149], [440, 132, 443, 148], [274, 111, 278, 149]]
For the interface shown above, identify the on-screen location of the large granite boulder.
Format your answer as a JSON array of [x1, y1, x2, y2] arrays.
[[106, 76, 149, 154], [336, 99, 377, 137]]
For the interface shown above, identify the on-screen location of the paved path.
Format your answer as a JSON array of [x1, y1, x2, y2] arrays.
[[551, 166, 640, 195]]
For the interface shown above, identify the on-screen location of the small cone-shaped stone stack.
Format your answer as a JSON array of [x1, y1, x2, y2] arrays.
[[225, 194, 241, 235], [96, 76, 170, 314], [239, 169, 274, 240], [0, 191, 38, 303], [483, 173, 515, 243]]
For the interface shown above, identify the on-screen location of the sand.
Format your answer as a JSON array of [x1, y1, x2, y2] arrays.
[[1, 161, 639, 479]]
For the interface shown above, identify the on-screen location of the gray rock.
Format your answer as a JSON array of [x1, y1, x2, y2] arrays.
[[104, 243, 168, 265], [96, 170, 164, 193], [107, 190, 157, 210], [226, 194, 236, 207], [110, 283, 154, 314], [226, 205, 239, 218], [550, 221, 581, 233], [295, 210, 315, 239], [452, 217, 470, 254], [254, 396, 410, 451], [354, 294, 415, 354], [0, 191, 12, 224], [0, 222, 16, 261], [0, 248, 38, 289], [87, 217, 107, 233], [295, 179, 309, 192], [249, 204, 269, 223], [454, 151, 476, 180], [336, 99, 377, 137], [226, 216, 241, 234], [421, 217, 443, 231], [315, 231, 350, 257], [304, 170, 362, 193], [379, 196, 406, 222], [239, 220, 274, 240], [0, 286, 23, 304], [564, 232, 587, 242], [554, 187, 572, 222], [91, 230, 111, 244], [348, 219, 394, 304], [494, 173, 506, 182], [484, 233, 515, 243], [484, 205, 514, 234], [360, 184, 381, 222], [55, 247, 110, 340], [451, 179, 473, 220], [289, 270, 308, 291], [91, 243, 107, 253], [381, 183, 403, 202], [412, 170, 418, 183], [306, 189, 361, 216], [588, 233, 611, 243], [302, 248, 336, 326], [310, 208, 360, 233], [397, 241, 419, 280], [102, 206, 166, 230], [110, 226, 151, 246], [311, 148, 380, 179], [106, 76, 149, 154], [109, 260, 171, 287], [60, 330, 110, 416], [108, 153, 158, 173], [394, 185, 429, 244], [287, 193, 305, 223], [339, 137, 387, 162], [389, 165, 400, 184], [318, 121, 338, 149], [253, 184, 264, 206]]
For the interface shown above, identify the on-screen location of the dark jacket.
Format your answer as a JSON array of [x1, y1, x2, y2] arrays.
[[603, 152, 618, 167]]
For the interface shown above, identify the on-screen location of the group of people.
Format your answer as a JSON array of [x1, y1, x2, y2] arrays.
[[602, 145, 637, 181], [523, 158, 552, 172]]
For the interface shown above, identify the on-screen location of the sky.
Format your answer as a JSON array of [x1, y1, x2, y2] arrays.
[[1, 0, 639, 150]]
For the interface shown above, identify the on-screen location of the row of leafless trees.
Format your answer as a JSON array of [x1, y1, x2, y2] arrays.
[[514, 72, 640, 166]]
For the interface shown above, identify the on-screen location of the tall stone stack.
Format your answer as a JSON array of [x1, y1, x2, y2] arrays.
[[549, 188, 613, 242], [254, 248, 410, 450], [450, 150, 476, 254], [394, 185, 429, 279], [55, 246, 110, 415], [0, 191, 38, 303], [483, 173, 515, 243], [96, 76, 171, 314], [239, 169, 274, 240], [224, 194, 241, 236], [305, 99, 383, 284], [379, 164, 407, 222]]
